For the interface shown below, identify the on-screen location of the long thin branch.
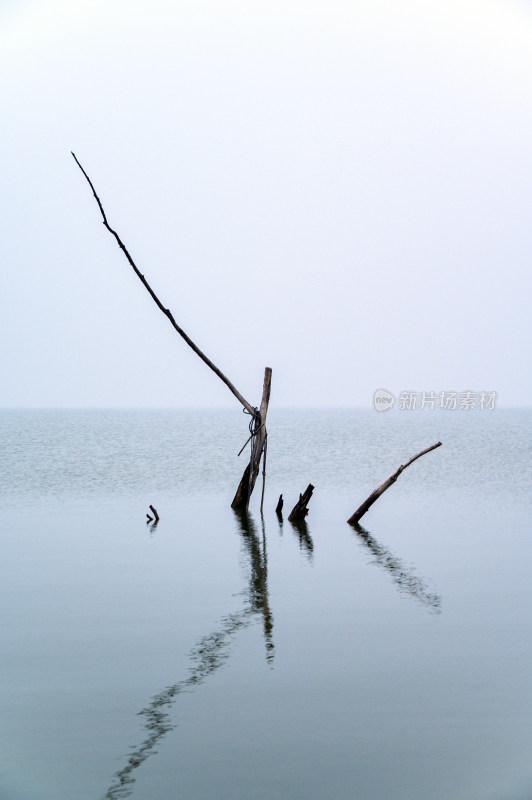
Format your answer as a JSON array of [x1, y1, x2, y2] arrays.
[[71, 152, 256, 417], [347, 441, 442, 525]]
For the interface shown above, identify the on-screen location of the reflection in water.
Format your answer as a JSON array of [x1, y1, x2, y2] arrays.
[[352, 523, 441, 613], [234, 510, 275, 663], [289, 518, 314, 562], [104, 611, 250, 799], [103, 512, 274, 800]]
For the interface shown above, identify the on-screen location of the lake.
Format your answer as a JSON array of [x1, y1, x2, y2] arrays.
[[1, 407, 531, 799]]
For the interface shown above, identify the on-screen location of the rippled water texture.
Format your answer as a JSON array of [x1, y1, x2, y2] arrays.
[[1, 409, 531, 799]]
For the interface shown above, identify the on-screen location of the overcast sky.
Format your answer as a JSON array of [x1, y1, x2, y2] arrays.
[[1, 0, 531, 408]]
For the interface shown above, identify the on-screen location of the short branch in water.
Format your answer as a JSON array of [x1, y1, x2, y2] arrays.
[[347, 442, 442, 525]]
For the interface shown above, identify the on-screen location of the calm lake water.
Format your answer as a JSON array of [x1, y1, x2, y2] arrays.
[[1, 408, 531, 800]]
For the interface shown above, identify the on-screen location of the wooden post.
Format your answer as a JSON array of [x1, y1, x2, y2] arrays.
[[347, 442, 442, 525], [288, 483, 314, 522], [275, 494, 284, 515], [231, 367, 272, 511]]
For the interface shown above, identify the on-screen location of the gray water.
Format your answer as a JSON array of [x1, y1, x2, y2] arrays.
[[0, 408, 531, 800]]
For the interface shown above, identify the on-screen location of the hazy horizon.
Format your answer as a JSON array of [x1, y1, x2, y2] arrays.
[[1, 402, 526, 410]]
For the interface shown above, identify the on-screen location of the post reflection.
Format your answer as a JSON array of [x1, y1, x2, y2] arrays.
[[289, 518, 314, 562], [233, 510, 275, 663], [103, 511, 274, 800], [352, 523, 442, 613]]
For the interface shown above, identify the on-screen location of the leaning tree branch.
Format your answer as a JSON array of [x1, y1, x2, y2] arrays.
[[71, 152, 257, 417], [347, 442, 442, 525]]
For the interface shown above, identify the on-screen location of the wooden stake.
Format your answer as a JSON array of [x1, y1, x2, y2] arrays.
[[347, 441, 442, 525], [288, 484, 314, 522], [275, 494, 284, 515], [231, 368, 272, 511]]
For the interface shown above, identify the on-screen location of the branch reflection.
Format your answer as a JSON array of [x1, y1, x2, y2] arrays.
[[352, 523, 441, 613], [103, 611, 250, 799], [103, 511, 274, 800]]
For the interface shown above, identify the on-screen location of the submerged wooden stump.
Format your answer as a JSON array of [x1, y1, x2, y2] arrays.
[[288, 484, 314, 522]]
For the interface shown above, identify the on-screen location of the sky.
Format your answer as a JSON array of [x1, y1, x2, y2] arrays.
[[1, 0, 531, 408]]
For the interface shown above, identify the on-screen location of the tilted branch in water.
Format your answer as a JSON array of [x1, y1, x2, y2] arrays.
[[347, 442, 442, 525]]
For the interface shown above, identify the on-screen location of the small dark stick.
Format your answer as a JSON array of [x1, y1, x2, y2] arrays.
[[288, 484, 314, 522], [275, 494, 284, 515], [347, 441, 442, 525], [149, 505, 160, 522], [146, 514, 154, 523], [260, 432, 268, 516]]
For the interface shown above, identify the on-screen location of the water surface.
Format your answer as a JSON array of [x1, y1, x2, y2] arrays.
[[1, 408, 531, 799]]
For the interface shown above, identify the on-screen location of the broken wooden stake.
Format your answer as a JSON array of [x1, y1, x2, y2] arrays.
[[288, 484, 314, 522], [347, 441, 442, 525], [149, 505, 160, 522], [275, 494, 284, 515]]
